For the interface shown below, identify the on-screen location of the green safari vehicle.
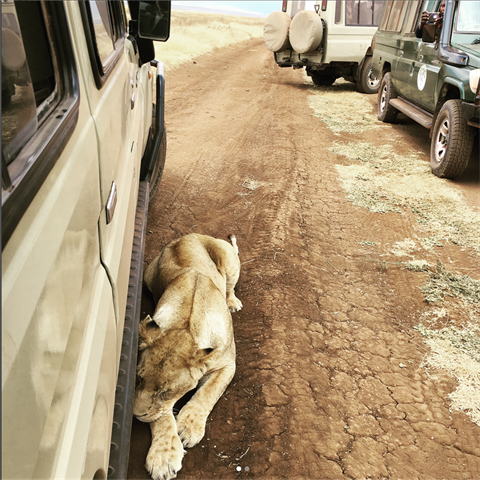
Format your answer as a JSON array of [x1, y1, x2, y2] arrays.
[[372, 0, 480, 179]]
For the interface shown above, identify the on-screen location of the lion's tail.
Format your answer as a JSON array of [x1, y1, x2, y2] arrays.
[[228, 234, 239, 256]]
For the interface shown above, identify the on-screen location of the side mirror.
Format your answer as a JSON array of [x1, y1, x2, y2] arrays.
[[138, 1, 171, 42]]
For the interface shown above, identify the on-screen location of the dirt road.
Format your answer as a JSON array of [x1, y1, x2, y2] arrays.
[[128, 37, 480, 479]]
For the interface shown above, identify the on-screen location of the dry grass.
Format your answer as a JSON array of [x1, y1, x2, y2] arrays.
[[305, 77, 378, 134], [330, 143, 480, 256], [306, 80, 480, 425], [155, 10, 264, 70], [415, 321, 480, 425]]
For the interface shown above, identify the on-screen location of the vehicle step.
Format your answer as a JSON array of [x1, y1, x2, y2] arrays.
[[108, 180, 149, 480], [390, 98, 433, 129]]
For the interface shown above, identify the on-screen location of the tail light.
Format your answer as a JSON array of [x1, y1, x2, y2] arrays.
[[282, 0, 287, 12]]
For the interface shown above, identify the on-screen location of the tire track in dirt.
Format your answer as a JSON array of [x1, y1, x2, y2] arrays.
[[128, 37, 480, 480]]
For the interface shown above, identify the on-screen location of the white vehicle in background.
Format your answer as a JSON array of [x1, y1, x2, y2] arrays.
[[264, 0, 385, 93], [2, 1, 170, 479]]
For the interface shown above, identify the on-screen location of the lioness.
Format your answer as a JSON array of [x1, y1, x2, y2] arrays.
[[133, 233, 242, 480]]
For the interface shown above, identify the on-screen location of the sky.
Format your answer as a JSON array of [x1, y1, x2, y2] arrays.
[[171, 1, 283, 18]]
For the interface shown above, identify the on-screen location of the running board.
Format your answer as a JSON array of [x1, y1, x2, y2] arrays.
[[390, 98, 433, 129], [108, 180, 149, 479]]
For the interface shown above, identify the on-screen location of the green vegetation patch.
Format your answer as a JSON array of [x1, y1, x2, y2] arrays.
[[422, 262, 480, 304], [405, 259, 431, 272]]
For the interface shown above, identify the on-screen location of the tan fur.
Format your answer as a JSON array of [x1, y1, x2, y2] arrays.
[[133, 233, 242, 480]]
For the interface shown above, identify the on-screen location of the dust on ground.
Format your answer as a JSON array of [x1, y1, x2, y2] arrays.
[[128, 37, 480, 480]]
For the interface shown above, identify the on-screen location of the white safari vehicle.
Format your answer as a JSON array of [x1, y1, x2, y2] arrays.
[[264, 0, 385, 93], [2, 1, 170, 478]]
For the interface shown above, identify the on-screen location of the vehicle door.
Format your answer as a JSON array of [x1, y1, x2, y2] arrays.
[[409, 0, 443, 108], [69, 1, 147, 357], [1, 2, 117, 479], [392, 1, 423, 96]]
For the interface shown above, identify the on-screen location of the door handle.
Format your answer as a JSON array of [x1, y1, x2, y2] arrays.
[[106, 181, 117, 224], [419, 55, 424, 62]]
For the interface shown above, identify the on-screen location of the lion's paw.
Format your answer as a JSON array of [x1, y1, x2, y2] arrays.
[[146, 434, 185, 480], [227, 294, 243, 313], [176, 407, 207, 448]]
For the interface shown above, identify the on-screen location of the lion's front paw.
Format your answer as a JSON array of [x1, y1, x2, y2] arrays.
[[145, 433, 185, 480], [176, 406, 207, 448], [227, 293, 243, 312]]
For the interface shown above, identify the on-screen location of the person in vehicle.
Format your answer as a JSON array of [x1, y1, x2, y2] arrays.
[[415, 0, 446, 40]]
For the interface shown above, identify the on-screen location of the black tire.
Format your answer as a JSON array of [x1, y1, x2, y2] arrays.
[[356, 57, 380, 94], [430, 99, 474, 179], [148, 125, 166, 203], [377, 73, 398, 123], [2, 84, 12, 107], [311, 73, 337, 86]]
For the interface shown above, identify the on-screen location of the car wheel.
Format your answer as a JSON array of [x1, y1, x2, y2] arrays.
[[377, 73, 398, 123], [430, 99, 474, 179], [311, 74, 337, 86], [356, 57, 380, 94]]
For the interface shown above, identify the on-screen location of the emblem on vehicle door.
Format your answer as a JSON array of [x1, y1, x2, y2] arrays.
[[417, 64, 427, 91]]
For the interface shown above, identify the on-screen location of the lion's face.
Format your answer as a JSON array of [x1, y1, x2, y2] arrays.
[[133, 318, 211, 423]]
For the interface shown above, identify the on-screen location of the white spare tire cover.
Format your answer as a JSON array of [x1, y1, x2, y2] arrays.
[[2, 28, 26, 72], [289, 10, 323, 54], [264, 11, 291, 53]]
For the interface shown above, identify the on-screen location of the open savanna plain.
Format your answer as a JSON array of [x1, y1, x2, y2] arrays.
[[128, 11, 480, 480]]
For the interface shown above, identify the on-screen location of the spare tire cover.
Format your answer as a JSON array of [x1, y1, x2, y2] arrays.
[[2, 28, 26, 72], [289, 10, 323, 54], [264, 11, 291, 53]]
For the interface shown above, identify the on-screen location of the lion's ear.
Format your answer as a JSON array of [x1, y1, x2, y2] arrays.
[[138, 315, 161, 348]]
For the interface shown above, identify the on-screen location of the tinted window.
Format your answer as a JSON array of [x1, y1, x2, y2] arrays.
[[1, 1, 79, 246], [380, 0, 408, 31], [81, 0, 125, 87], [346, 0, 385, 26]]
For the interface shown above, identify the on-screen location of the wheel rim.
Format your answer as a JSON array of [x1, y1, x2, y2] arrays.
[[380, 84, 388, 112], [434, 118, 449, 163], [367, 69, 380, 89]]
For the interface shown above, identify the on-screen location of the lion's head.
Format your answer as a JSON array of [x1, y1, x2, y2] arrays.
[[133, 315, 217, 423]]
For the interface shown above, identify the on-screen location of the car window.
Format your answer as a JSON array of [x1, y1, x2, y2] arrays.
[[385, 1, 408, 31], [89, 0, 116, 64], [405, 1, 422, 33], [2, 1, 79, 246], [379, 0, 409, 31], [346, 0, 385, 26], [81, 0, 125, 87], [451, 0, 480, 50]]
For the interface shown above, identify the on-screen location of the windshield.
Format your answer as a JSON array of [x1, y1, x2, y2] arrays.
[[450, 0, 480, 53]]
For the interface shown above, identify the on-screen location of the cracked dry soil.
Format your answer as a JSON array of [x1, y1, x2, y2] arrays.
[[127, 38, 480, 479]]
